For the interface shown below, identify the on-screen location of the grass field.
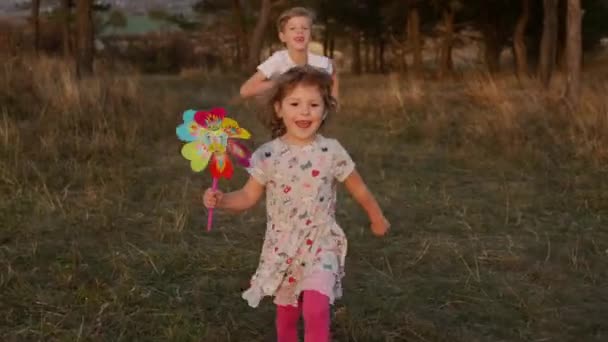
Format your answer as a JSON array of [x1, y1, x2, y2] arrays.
[[1, 57, 607, 341]]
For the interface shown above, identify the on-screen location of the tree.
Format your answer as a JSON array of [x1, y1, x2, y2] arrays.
[[538, 0, 559, 88], [47, 0, 110, 59], [61, 0, 72, 57], [408, 2, 423, 75], [474, 0, 514, 74], [317, 1, 365, 73], [513, 0, 530, 79], [318, 0, 337, 58], [377, 0, 434, 75], [106, 9, 127, 29], [76, 0, 94, 77], [351, 28, 362, 74], [232, 0, 249, 66], [193, 0, 232, 12], [247, 0, 272, 71], [147, 8, 171, 21], [361, 0, 385, 73], [579, 0, 608, 50], [31, 0, 41, 54], [438, 6, 455, 78], [433, 0, 462, 78], [564, 0, 582, 109]]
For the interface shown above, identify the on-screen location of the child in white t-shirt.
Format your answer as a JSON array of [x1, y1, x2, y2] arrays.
[[239, 7, 340, 105]]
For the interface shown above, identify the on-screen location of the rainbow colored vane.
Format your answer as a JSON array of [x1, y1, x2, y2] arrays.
[[176, 107, 252, 231]]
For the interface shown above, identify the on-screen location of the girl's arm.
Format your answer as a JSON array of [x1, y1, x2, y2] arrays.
[[343, 170, 390, 236], [239, 71, 276, 99], [212, 177, 265, 212]]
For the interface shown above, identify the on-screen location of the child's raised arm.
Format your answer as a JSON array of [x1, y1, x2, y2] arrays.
[[239, 71, 276, 99], [342, 170, 390, 236], [203, 176, 265, 213]]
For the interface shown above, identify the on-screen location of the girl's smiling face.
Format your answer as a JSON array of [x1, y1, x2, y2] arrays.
[[274, 83, 325, 145], [279, 16, 312, 51]]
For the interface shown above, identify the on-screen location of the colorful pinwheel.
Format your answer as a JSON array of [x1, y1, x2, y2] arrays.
[[176, 107, 252, 231]]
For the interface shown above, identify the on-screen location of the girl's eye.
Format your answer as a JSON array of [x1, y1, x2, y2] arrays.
[[289, 102, 299, 106], [311, 103, 320, 107]]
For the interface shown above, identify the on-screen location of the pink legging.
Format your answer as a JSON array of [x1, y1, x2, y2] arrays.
[[276, 290, 330, 342]]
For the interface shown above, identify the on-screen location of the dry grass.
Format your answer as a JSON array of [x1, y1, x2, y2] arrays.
[[1, 56, 607, 341], [347, 69, 608, 166]]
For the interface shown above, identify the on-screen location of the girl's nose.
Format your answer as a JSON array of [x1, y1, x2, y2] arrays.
[[300, 106, 311, 116]]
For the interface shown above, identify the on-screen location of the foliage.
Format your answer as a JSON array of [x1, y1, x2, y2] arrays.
[[105, 9, 127, 29], [148, 9, 200, 31], [582, 0, 608, 48]]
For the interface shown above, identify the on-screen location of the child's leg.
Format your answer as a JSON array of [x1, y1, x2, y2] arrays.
[[302, 290, 331, 342], [276, 304, 300, 342]]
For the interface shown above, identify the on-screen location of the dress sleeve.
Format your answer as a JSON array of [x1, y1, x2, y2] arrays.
[[246, 145, 272, 185], [331, 139, 355, 182]]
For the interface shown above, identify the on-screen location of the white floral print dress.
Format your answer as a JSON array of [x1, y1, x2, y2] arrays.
[[242, 134, 355, 308]]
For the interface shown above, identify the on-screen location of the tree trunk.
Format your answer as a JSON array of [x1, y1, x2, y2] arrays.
[[247, 0, 271, 71], [556, 0, 568, 71], [351, 29, 361, 75], [438, 9, 454, 79], [329, 34, 335, 59], [323, 16, 330, 56], [373, 40, 379, 73], [379, 38, 386, 73], [484, 26, 501, 73], [481, 3, 501, 74], [565, 0, 582, 109], [232, 0, 248, 66], [398, 46, 408, 74], [364, 34, 370, 73], [408, 6, 422, 75], [400, 15, 408, 74], [514, 0, 530, 79], [482, 1, 513, 74], [397, 34, 408, 74], [31, 0, 40, 54], [539, 0, 559, 88], [76, 0, 94, 77], [61, 0, 71, 58]]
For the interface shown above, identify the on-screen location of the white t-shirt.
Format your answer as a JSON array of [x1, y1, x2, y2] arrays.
[[257, 50, 334, 79]]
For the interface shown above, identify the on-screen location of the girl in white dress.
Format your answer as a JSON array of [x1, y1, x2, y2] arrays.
[[204, 66, 389, 342]]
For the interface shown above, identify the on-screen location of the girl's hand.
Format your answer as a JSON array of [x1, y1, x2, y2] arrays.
[[203, 188, 224, 209], [370, 216, 390, 237]]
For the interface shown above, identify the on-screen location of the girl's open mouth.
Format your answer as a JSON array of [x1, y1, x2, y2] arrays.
[[295, 37, 305, 43], [295, 120, 312, 128]]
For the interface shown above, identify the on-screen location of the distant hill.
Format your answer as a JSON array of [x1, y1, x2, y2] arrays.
[[98, 13, 182, 37], [0, 0, 199, 15], [102, 0, 198, 14]]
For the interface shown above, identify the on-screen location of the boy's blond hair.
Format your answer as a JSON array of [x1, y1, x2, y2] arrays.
[[276, 7, 316, 32]]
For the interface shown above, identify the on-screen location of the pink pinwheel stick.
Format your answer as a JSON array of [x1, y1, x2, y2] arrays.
[[207, 177, 219, 232]]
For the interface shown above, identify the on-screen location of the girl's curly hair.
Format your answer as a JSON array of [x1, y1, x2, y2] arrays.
[[261, 65, 337, 139]]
